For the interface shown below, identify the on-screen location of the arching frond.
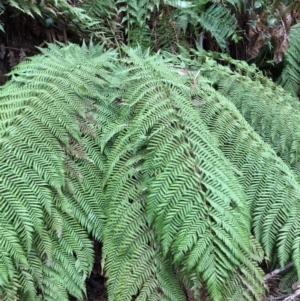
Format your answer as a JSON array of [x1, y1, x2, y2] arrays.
[[100, 47, 263, 301], [91, 82, 186, 301], [0, 43, 116, 300], [185, 72, 300, 281], [181, 50, 300, 182]]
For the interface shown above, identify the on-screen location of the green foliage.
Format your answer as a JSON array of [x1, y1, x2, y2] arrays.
[[197, 4, 239, 48], [3, 41, 300, 301], [173, 1, 239, 50], [0, 43, 116, 300], [0, 0, 100, 36], [0, 43, 263, 301], [277, 23, 300, 96], [167, 48, 300, 290], [0, 0, 274, 61], [178, 49, 300, 181], [115, 0, 160, 47], [100, 47, 263, 301], [118, 0, 159, 28], [222, 0, 246, 12], [192, 79, 300, 270], [279, 268, 298, 293]]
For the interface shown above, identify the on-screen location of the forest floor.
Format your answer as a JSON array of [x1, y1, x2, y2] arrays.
[[85, 241, 107, 301], [84, 276, 107, 301]]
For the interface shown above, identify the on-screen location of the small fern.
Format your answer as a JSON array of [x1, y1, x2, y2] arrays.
[[277, 23, 300, 96], [198, 4, 239, 49], [117, 0, 160, 47], [173, 1, 239, 50]]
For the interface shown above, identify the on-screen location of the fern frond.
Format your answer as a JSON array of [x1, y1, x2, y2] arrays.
[[127, 25, 154, 49], [102, 147, 186, 300], [277, 23, 300, 96], [279, 267, 298, 293], [100, 46, 263, 301], [0, 43, 115, 300], [187, 52, 300, 182], [221, 0, 246, 12], [173, 2, 238, 50], [89, 86, 186, 300], [198, 4, 238, 49], [154, 9, 189, 53], [7, 0, 43, 17], [118, 0, 159, 28], [4, 0, 101, 38], [103, 187, 186, 301], [185, 72, 300, 281], [117, 0, 159, 47], [222, 236, 265, 301]]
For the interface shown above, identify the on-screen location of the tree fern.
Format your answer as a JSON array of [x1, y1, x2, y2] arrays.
[[4, 41, 300, 301]]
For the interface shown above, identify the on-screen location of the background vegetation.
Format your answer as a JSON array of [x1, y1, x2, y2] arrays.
[[0, 0, 300, 301]]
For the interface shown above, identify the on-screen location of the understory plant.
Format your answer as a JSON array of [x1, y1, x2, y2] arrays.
[[1, 42, 300, 301]]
